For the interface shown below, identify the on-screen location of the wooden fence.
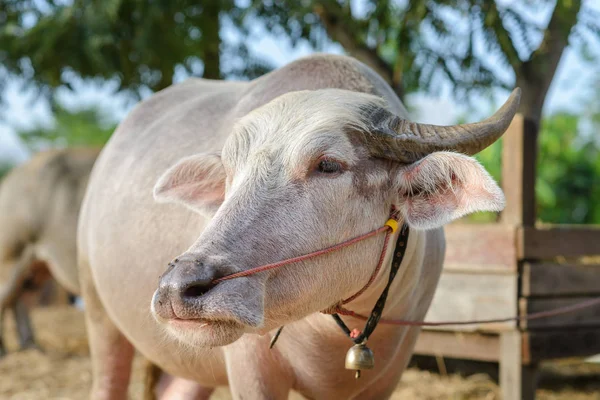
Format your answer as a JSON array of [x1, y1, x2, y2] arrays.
[[413, 114, 600, 400]]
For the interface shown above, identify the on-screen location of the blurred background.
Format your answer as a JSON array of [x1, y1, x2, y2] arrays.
[[0, 1, 599, 399], [1, 0, 599, 224]]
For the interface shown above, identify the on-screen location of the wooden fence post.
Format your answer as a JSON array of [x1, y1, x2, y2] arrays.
[[500, 114, 538, 227], [499, 114, 540, 399], [500, 331, 538, 400]]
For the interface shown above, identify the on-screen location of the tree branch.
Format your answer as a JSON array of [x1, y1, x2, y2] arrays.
[[480, 1, 521, 72], [200, 2, 221, 79], [515, 0, 581, 123], [528, 0, 581, 71], [313, 2, 401, 97]]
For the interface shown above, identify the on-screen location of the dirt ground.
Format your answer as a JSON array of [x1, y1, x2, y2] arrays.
[[1, 306, 599, 400]]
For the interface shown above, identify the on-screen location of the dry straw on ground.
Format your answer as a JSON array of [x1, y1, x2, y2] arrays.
[[0, 306, 599, 399]]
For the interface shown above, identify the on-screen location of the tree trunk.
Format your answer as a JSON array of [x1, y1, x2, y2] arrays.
[[515, 72, 551, 127], [201, 3, 221, 79], [515, 0, 581, 127], [314, 3, 404, 101]]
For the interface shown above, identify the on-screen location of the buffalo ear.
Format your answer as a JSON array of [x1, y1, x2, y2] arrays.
[[394, 152, 505, 230], [154, 153, 226, 216]]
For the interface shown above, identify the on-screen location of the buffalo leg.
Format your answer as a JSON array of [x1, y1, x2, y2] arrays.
[[224, 335, 292, 400], [13, 298, 38, 350], [0, 245, 35, 357], [80, 259, 135, 400]]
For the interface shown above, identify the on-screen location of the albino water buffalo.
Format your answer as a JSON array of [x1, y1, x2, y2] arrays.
[[0, 148, 99, 356], [78, 54, 518, 399]]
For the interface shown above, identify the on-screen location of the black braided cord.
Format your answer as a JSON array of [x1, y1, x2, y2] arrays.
[[333, 223, 410, 344]]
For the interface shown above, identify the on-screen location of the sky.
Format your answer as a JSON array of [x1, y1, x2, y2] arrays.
[[1, 2, 598, 164]]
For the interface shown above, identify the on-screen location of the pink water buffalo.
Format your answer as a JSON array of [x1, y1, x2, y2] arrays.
[[77, 54, 518, 399]]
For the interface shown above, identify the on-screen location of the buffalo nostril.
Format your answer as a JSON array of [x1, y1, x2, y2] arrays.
[[181, 280, 216, 299]]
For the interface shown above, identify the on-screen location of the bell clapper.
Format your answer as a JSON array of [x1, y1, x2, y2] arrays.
[[345, 341, 375, 379]]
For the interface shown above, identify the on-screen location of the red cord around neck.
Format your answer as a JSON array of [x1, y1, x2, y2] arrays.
[[213, 210, 600, 328], [213, 213, 397, 287]]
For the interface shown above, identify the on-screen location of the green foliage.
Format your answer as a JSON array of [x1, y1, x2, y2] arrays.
[[1, 0, 596, 124], [0, 0, 262, 99], [473, 113, 600, 224], [16, 105, 116, 150], [1, 0, 598, 226], [245, 0, 595, 104], [3, 0, 593, 105], [536, 113, 600, 224]]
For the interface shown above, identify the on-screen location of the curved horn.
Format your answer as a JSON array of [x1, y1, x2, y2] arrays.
[[364, 88, 521, 163]]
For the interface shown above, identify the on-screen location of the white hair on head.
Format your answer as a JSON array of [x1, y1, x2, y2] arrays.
[[223, 89, 388, 172], [240, 89, 385, 137]]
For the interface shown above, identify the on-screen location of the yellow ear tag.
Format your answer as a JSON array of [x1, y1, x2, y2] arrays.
[[384, 219, 399, 233]]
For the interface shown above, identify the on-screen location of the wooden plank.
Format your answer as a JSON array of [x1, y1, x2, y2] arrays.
[[413, 330, 500, 362], [444, 224, 517, 272], [423, 270, 517, 332], [500, 114, 538, 227], [442, 263, 515, 275], [500, 331, 537, 400], [519, 297, 600, 329], [500, 331, 521, 400], [522, 262, 600, 297], [523, 329, 600, 363], [519, 226, 600, 259]]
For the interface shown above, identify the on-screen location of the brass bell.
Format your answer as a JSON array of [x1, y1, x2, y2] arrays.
[[345, 342, 375, 379]]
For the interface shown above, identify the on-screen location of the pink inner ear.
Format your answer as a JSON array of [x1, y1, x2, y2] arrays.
[[154, 154, 226, 213], [403, 183, 459, 227], [397, 152, 505, 230], [169, 180, 225, 205]]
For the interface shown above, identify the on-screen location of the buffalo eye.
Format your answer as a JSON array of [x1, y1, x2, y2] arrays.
[[316, 159, 343, 174]]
